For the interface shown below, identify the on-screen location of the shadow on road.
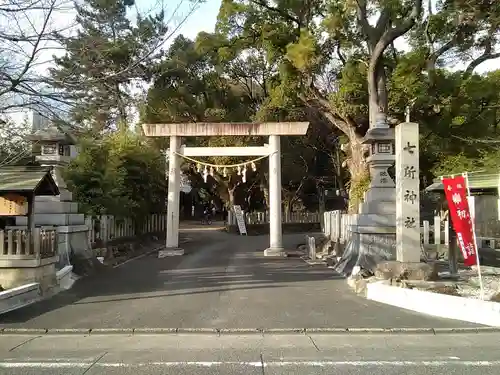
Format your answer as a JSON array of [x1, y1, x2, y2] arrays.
[[0, 230, 339, 326]]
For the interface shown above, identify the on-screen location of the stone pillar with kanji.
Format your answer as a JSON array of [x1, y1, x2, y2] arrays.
[[395, 122, 421, 262]]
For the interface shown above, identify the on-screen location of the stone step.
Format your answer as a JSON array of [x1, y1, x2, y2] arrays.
[[359, 200, 395, 215], [33, 201, 79, 214], [363, 188, 395, 203], [15, 214, 85, 226], [35, 190, 73, 202], [355, 213, 396, 227]]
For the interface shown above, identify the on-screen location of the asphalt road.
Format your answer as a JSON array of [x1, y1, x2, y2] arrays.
[[0, 332, 499, 375], [0, 228, 478, 329]]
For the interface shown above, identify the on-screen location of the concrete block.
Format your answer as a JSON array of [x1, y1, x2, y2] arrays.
[[158, 248, 184, 257], [33, 201, 79, 214], [0, 260, 57, 292], [363, 189, 396, 203], [0, 283, 41, 315], [355, 214, 396, 228], [56, 265, 74, 290], [35, 190, 73, 201], [367, 281, 500, 327], [16, 213, 85, 226], [360, 201, 396, 215], [264, 247, 286, 257], [57, 225, 89, 233]]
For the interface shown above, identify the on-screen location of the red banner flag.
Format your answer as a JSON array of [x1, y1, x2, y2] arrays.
[[442, 175, 477, 266]]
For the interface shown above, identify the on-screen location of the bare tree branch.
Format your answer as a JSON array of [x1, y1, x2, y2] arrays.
[[0, 0, 75, 118], [464, 29, 500, 78]]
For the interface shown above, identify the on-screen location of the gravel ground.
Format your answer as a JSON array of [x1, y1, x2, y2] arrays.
[[456, 268, 500, 300], [413, 267, 500, 301]]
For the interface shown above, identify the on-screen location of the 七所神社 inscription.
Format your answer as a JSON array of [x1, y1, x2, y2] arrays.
[[396, 122, 420, 262]]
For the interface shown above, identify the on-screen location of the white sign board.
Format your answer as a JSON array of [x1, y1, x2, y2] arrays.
[[395, 122, 420, 262], [233, 205, 247, 235]]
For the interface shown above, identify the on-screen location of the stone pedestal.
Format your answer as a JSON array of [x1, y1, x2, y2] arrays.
[[264, 247, 286, 257], [334, 127, 397, 276], [335, 213, 397, 275], [355, 128, 397, 262], [14, 167, 91, 270], [0, 256, 59, 293]]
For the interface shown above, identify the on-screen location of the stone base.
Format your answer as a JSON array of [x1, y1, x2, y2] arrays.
[[158, 248, 184, 258], [35, 189, 73, 202], [16, 213, 85, 226], [334, 226, 397, 276], [264, 247, 286, 257], [0, 283, 41, 315], [0, 257, 58, 292], [33, 201, 79, 214]]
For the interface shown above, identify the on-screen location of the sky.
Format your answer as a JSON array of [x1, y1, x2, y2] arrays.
[[166, 0, 221, 40], [5, 0, 222, 124]]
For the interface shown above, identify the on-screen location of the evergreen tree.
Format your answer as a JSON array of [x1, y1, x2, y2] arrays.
[[50, 0, 168, 131]]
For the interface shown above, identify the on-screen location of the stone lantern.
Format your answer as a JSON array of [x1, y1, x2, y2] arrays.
[[27, 125, 78, 197], [333, 119, 398, 276], [359, 127, 396, 214], [19, 125, 89, 274], [28, 125, 77, 165]]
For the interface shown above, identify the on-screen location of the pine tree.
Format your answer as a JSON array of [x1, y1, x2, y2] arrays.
[[50, 0, 168, 132]]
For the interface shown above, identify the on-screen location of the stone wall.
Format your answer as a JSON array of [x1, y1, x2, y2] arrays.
[[0, 257, 58, 292]]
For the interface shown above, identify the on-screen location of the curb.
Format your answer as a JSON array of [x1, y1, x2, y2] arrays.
[[2, 327, 499, 335], [366, 281, 500, 327]]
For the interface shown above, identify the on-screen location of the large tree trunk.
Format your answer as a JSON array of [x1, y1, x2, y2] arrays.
[[304, 96, 370, 213], [330, 1, 423, 276], [346, 136, 369, 213], [259, 174, 269, 209], [212, 173, 239, 208], [228, 186, 236, 207], [283, 199, 292, 222]]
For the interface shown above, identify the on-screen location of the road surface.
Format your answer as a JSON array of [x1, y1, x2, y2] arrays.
[[1, 228, 477, 329], [0, 331, 498, 374]]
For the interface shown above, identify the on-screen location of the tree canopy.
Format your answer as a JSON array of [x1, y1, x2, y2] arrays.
[[139, 0, 500, 212], [64, 131, 166, 219], [1, 0, 500, 217], [50, 0, 169, 131]]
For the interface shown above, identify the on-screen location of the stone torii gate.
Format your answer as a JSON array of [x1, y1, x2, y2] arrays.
[[142, 122, 310, 256]]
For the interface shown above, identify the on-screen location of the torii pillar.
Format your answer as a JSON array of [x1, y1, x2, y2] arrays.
[[142, 122, 310, 256], [265, 134, 283, 256]]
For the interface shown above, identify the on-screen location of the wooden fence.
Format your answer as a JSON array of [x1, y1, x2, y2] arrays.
[[84, 213, 167, 244], [323, 210, 450, 246], [228, 210, 321, 225], [0, 229, 57, 260]]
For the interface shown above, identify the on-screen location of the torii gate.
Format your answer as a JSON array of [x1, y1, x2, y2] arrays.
[[142, 122, 310, 256]]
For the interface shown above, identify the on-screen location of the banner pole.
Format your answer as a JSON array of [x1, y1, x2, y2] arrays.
[[441, 176, 458, 275], [463, 172, 484, 300]]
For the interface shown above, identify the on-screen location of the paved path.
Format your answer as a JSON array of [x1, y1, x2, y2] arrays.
[[0, 331, 499, 374], [0, 230, 477, 329]]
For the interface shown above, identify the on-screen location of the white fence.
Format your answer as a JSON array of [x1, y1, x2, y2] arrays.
[[323, 211, 450, 246], [84, 214, 167, 244], [228, 210, 320, 225]]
